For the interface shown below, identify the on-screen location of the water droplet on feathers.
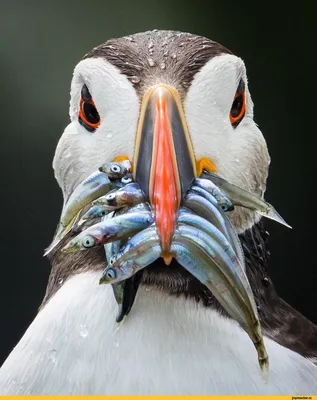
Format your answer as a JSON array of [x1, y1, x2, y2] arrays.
[[160, 62, 166, 70], [129, 76, 140, 84], [147, 58, 155, 67], [48, 349, 57, 364], [79, 324, 88, 338]]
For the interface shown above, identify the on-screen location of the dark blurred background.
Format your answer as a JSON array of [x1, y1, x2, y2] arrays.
[[0, 0, 316, 365]]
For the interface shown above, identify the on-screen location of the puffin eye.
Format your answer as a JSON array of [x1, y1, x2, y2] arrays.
[[78, 84, 100, 132], [110, 165, 121, 173], [82, 235, 95, 248], [106, 268, 116, 280], [230, 79, 246, 128]]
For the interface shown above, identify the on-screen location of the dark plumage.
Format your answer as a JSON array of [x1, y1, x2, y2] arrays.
[[85, 30, 231, 96]]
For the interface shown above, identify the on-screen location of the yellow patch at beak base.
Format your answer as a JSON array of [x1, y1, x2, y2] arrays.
[[196, 158, 217, 177]]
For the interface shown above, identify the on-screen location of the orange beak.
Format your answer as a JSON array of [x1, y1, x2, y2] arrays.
[[134, 85, 196, 264]]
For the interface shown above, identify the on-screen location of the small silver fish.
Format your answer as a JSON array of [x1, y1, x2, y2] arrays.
[[104, 203, 150, 263], [194, 178, 234, 212], [203, 171, 291, 228], [80, 205, 110, 222], [100, 226, 161, 284], [62, 211, 154, 253], [185, 192, 227, 235], [44, 171, 111, 256], [99, 160, 131, 180], [184, 192, 245, 268], [175, 224, 257, 317], [171, 237, 268, 379], [104, 239, 134, 322], [178, 208, 244, 269], [102, 208, 140, 322], [93, 183, 145, 210]]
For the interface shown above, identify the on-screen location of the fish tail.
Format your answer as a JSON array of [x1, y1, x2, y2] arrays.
[[265, 205, 292, 229], [255, 339, 269, 382], [43, 238, 60, 257], [252, 321, 269, 382], [259, 355, 269, 383], [43, 213, 80, 257], [43, 222, 64, 256]]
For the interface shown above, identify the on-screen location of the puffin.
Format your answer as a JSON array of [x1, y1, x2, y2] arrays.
[[0, 30, 316, 395]]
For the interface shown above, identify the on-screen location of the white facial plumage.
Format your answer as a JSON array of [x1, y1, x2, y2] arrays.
[[185, 54, 270, 231], [53, 54, 270, 232], [53, 58, 140, 203]]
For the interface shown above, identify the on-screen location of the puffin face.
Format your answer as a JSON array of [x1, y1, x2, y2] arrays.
[[53, 31, 270, 251]]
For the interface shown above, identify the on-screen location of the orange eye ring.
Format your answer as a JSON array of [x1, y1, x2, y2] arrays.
[[230, 85, 246, 127], [78, 85, 100, 132]]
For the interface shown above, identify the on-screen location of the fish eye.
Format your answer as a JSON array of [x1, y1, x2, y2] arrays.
[[110, 165, 121, 173], [121, 176, 133, 184], [82, 235, 95, 248], [106, 193, 116, 201], [106, 268, 116, 279], [109, 256, 116, 265], [219, 200, 234, 212], [99, 210, 107, 216]]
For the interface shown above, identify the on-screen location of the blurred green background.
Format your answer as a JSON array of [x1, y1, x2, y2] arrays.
[[0, 0, 316, 364]]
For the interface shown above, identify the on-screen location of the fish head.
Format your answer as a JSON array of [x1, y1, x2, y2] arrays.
[[82, 205, 108, 220], [218, 198, 234, 213], [99, 160, 131, 180], [100, 260, 135, 284], [104, 190, 118, 207], [61, 226, 105, 252], [115, 184, 142, 206]]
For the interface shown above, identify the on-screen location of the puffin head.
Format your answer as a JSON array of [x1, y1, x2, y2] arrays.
[[53, 30, 269, 270]]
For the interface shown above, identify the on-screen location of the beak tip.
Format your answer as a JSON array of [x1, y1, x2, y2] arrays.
[[163, 253, 173, 265]]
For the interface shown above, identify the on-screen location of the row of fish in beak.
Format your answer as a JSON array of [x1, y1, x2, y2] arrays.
[[45, 160, 291, 380]]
